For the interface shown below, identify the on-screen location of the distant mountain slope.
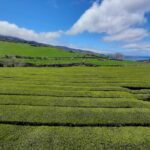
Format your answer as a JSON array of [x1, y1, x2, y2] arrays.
[[0, 39, 84, 58], [0, 35, 104, 57], [0, 35, 144, 67], [0, 35, 49, 47]]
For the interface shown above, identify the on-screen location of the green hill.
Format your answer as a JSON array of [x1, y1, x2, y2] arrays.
[[0, 40, 143, 67], [0, 41, 83, 57]]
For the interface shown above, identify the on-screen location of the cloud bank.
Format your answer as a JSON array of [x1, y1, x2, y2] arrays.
[[68, 0, 150, 42], [0, 21, 62, 43], [123, 43, 150, 51]]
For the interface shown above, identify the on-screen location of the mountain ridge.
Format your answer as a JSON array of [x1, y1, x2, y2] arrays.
[[0, 35, 105, 57], [0, 35, 149, 61]]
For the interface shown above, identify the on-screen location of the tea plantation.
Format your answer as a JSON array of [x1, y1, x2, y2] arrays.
[[0, 66, 150, 150]]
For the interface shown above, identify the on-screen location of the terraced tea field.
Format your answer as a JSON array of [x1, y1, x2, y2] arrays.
[[0, 66, 150, 149]]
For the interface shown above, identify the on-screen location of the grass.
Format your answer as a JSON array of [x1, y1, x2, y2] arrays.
[[1, 105, 150, 125], [0, 66, 150, 149], [0, 41, 83, 57], [1, 95, 150, 108], [0, 88, 134, 98], [1, 126, 150, 150], [0, 41, 144, 66]]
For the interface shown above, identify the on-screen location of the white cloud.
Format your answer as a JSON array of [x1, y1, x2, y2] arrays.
[[103, 28, 149, 42], [68, 0, 150, 42], [123, 43, 150, 51], [0, 21, 62, 43]]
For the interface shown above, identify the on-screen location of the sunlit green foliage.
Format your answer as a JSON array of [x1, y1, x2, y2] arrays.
[[0, 66, 150, 149], [0, 41, 143, 66]]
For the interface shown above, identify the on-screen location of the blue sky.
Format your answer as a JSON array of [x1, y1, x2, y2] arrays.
[[0, 0, 150, 56]]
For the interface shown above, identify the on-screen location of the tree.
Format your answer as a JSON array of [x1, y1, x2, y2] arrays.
[[114, 53, 124, 60]]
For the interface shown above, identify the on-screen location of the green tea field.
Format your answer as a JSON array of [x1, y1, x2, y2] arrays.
[[0, 66, 150, 149]]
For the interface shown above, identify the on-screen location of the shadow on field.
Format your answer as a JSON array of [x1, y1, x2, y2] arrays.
[[1, 121, 150, 127]]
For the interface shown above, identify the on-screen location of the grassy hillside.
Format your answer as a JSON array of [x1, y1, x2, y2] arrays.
[[0, 41, 83, 57], [0, 41, 143, 67], [0, 66, 150, 149]]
